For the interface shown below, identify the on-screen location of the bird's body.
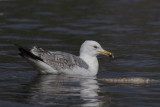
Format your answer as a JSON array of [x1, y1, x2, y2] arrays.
[[16, 40, 113, 76]]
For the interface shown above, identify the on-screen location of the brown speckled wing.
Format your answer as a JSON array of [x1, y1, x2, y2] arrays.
[[31, 46, 89, 70]]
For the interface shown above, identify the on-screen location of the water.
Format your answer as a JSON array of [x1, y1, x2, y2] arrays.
[[0, 0, 160, 106]]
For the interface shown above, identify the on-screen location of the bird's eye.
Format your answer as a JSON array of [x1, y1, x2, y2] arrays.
[[93, 46, 98, 49]]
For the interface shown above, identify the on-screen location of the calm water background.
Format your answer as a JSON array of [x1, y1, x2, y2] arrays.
[[0, 0, 160, 107]]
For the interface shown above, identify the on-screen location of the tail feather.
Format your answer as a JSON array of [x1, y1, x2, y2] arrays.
[[14, 44, 43, 61]]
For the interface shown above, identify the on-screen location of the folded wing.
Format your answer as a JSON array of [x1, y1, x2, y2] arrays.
[[30, 46, 89, 70]]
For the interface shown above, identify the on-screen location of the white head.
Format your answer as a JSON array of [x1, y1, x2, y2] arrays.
[[80, 40, 114, 58]]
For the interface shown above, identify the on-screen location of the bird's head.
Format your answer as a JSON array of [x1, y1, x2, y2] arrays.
[[80, 40, 114, 58]]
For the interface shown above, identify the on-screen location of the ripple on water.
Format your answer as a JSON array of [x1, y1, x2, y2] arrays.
[[41, 27, 95, 35], [6, 18, 39, 23], [1, 24, 43, 30]]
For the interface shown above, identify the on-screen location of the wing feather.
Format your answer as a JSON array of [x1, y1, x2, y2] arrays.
[[31, 47, 88, 70]]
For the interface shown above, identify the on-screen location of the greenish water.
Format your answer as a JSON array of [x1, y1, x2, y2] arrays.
[[0, 0, 160, 107]]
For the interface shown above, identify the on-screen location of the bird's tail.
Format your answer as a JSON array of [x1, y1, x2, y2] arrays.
[[14, 44, 43, 61]]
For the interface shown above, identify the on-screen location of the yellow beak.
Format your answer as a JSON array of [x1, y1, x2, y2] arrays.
[[97, 50, 114, 58]]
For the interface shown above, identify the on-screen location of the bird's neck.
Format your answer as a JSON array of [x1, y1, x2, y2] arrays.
[[80, 54, 99, 76]]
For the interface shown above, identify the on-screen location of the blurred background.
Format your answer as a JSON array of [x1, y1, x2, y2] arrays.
[[0, 0, 160, 107]]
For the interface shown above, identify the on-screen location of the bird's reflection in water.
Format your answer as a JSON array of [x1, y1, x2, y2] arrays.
[[80, 77, 101, 107], [23, 74, 102, 107]]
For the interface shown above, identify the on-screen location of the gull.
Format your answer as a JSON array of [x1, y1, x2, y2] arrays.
[[15, 40, 114, 76]]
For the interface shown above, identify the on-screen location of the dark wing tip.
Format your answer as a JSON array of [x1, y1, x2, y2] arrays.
[[14, 43, 43, 62], [14, 43, 21, 48]]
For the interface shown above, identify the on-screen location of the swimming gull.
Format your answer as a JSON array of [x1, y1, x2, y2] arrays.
[[15, 40, 114, 76]]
